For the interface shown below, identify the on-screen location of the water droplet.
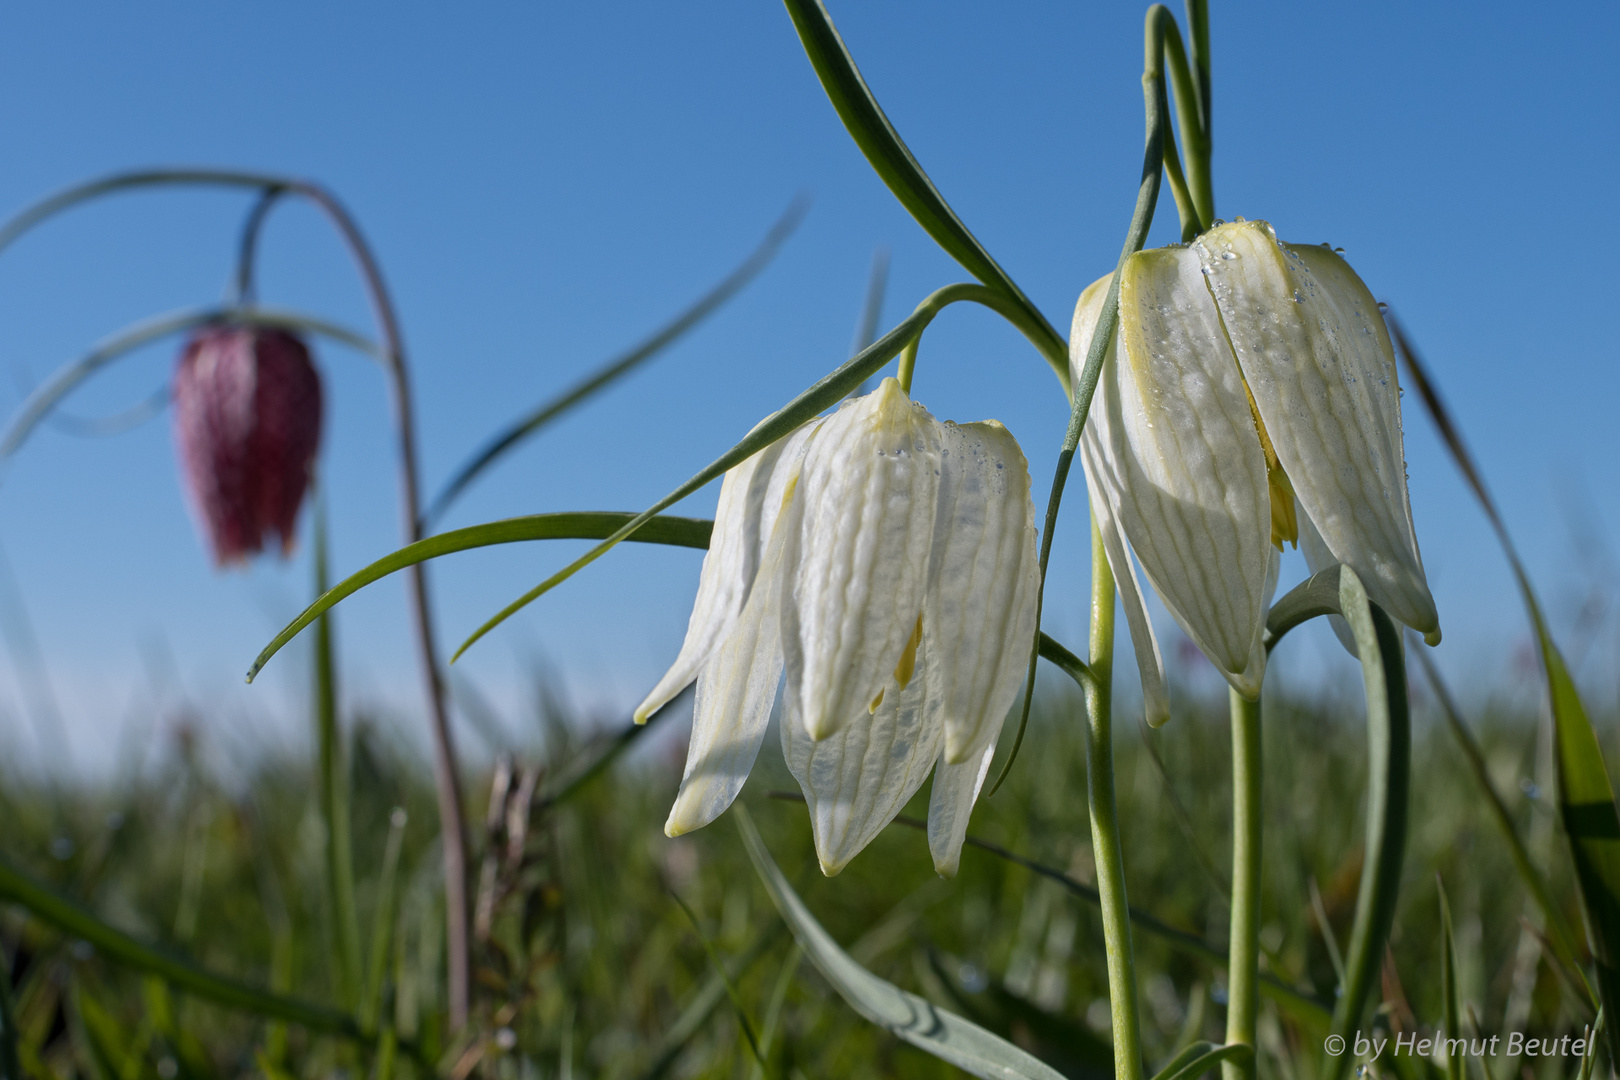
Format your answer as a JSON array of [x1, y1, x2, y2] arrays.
[[1211, 218, 1226, 227], [1221, 251, 1238, 260], [1334, 247, 1345, 255], [1292, 291, 1304, 303], [1377, 301, 1389, 312], [1234, 215, 1247, 222]]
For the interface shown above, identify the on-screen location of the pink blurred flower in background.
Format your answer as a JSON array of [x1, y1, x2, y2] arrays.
[[172, 325, 322, 565]]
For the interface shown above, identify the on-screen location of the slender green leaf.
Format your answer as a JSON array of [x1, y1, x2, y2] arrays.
[[1150, 1041, 1252, 1080], [1438, 878, 1463, 1080], [669, 891, 764, 1067], [636, 927, 782, 1080], [1412, 643, 1589, 997], [423, 195, 810, 526], [248, 512, 713, 681], [0, 853, 368, 1044], [447, 296, 956, 661], [736, 804, 1069, 1080], [361, 808, 408, 1035], [311, 497, 361, 1013], [0, 937, 18, 1080], [1391, 311, 1620, 1058], [780, 0, 1067, 385], [1328, 568, 1411, 1080]]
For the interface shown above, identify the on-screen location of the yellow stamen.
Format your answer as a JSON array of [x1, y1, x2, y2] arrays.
[[871, 614, 924, 713], [1239, 378, 1298, 551]]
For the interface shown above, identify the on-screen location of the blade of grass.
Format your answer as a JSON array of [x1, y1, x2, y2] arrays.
[[1391, 311, 1620, 1053], [361, 808, 408, 1035], [1439, 877, 1463, 1080], [311, 497, 361, 1013], [1150, 1041, 1252, 1080], [247, 512, 713, 681], [1412, 641, 1588, 996], [736, 805, 1069, 1080], [0, 945, 17, 1080], [422, 195, 810, 526], [636, 927, 782, 1080], [669, 891, 765, 1069], [0, 854, 368, 1044], [780, 0, 1068, 386], [1326, 568, 1411, 1080]]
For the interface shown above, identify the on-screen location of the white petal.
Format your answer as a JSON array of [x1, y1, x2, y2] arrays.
[[781, 637, 944, 875], [1297, 501, 1360, 658], [663, 473, 800, 836], [925, 420, 1040, 763], [926, 724, 997, 878], [635, 420, 818, 722], [781, 377, 942, 740], [1087, 472, 1172, 725], [1197, 221, 1438, 637], [1071, 253, 1274, 682]]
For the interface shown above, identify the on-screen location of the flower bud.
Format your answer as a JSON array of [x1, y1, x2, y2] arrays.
[[172, 325, 322, 565]]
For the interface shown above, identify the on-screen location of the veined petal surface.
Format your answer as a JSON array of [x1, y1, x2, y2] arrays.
[[925, 420, 1039, 762], [1075, 251, 1274, 678], [664, 491, 796, 836], [782, 639, 944, 875], [782, 377, 942, 740], [1197, 220, 1437, 636], [634, 421, 818, 722], [926, 723, 998, 877]]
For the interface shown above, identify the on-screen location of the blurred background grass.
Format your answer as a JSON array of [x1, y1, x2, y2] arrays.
[[2, 664, 1610, 1080]]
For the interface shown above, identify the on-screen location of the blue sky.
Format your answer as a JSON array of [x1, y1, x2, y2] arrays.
[[0, 2, 1615, 775]]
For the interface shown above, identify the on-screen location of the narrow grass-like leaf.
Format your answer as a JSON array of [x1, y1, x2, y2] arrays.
[[737, 804, 1069, 1080], [1150, 1041, 1252, 1080], [448, 297, 959, 661], [1439, 877, 1463, 1080], [247, 512, 713, 681], [423, 196, 810, 526], [765, 788, 1333, 1027], [0, 306, 380, 463], [780, 0, 1067, 385], [669, 891, 765, 1068], [1391, 311, 1620, 1059], [361, 808, 408, 1035], [636, 928, 782, 1080], [1412, 642, 1589, 998], [1326, 568, 1411, 1080], [0, 938, 17, 1080], [311, 498, 361, 1013], [0, 854, 370, 1044]]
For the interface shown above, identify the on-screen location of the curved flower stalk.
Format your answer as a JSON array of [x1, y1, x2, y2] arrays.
[[635, 377, 1039, 876], [1072, 218, 1439, 724]]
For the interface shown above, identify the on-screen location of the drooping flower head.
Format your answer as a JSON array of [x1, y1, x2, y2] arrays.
[[1073, 219, 1438, 724], [172, 325, 323, 566], [637, 378, 1039, 876]]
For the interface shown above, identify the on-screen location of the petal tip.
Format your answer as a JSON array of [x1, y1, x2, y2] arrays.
[[1424, 627, 1442, 647], [932, 855, 961, 879]]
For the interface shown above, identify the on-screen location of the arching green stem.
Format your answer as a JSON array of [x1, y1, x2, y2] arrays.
[[0, 168, 473, 1030], [895, 281, 1065, 396], [1225, 689, 1261, 1080]]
